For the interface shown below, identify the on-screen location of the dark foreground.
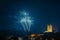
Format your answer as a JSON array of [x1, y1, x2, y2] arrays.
[[0, 32, 60, 40]]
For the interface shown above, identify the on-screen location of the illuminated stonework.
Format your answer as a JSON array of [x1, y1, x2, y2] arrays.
[[45, 24, 52, 32]]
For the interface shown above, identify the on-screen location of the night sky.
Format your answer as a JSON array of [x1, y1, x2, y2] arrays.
[[0, 0, 60, 34]]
